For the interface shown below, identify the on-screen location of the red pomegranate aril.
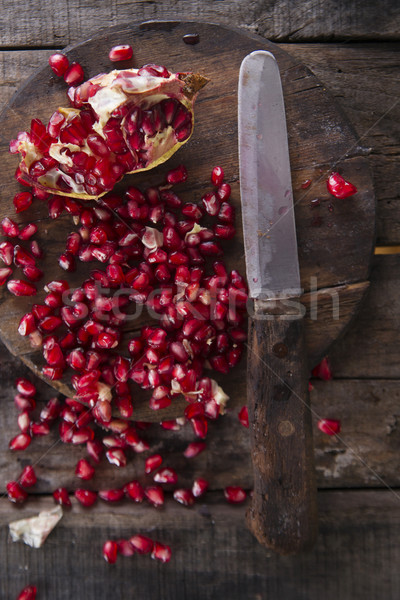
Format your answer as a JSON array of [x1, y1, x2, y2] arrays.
[[125, 480, 145, 503], [0, 240, 14, 265], [238, 405, 249, 428], [145, 454, 163, 474], [170, 340, 189, 362], [317, 418, 341, 435], [214, 224, 235, 239], [40, 397, 61, 422], [183, 441, 206, 458], [7, 481, 28, 503], [31, 422, 50, 436], [75, 458, 95, 480], [151, 542, 172, 563], [166, 164, 187, 185], [108, 44, 133, 62], [30, 240, 43, 258], [117, 539, 135, 556], [86, 439, 103, 464], [190, 416, 208, 439], [13, 191, 33, 213], [14, 393, 36, 412], [18, 223, 37, 243], [211, 165, 224, 186], [18, 312, 36, 336], [327, 172, 357, 199], [19, 465, 37, 488], [129, 534, 154, 554], [173, 488, 195, 506], [103, 540, 118, 564], [312, 357, 333, 380], [217, 182, 231, 201], [99, 488, 125, 502], [202, 192, 220, 216], [49, 53, 69, 76], [74, 488, 97, 507], [23, 265, 43, 282], [53, 487, 72, 507], [106, 447, 127, 468], [17, 585, 37, 600], [15, 377, 35, 397], [153, 467, 178, 484], [2, 217, 20, 238], [192, 478, 209, 498], [7, 278, 37, 297], [144, 485, 164, 507], [224, 486, 247, 504], [18, 411, 31, 433], [9, 432, 31, 450], [64, 62, 84, 85]]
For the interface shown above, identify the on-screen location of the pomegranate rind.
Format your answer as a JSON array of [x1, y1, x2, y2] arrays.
[[13, 68, 208, 200]]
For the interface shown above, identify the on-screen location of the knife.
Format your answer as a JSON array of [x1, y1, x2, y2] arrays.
[[238, 50, 318, 554]]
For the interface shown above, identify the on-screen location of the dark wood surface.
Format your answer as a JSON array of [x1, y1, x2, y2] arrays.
[[0, 22, 375, 420], [0, 4, 399, 599]]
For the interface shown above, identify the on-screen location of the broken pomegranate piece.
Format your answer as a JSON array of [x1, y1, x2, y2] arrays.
[[327, 172, 357, 199], [11, 66, 208, 199]]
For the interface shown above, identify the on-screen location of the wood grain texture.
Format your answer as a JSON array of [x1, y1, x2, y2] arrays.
[[1, 491, 400, 600], [1, 346, 400, 492], [247, 303, 317, 553], [0, 22, 375, 418], [1, 0, 400, 48]]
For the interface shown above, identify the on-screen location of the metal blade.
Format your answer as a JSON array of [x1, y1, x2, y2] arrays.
[[238, 50, 301, 300]]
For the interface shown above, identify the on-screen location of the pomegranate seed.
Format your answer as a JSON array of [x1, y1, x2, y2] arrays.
[[17, 585, 37, 600], [106, 447, 127, 467], [192, 478, 209, 498], [31, 422, 50, 436], [129, 534, 154, 554], [99, 488, 125, 502], [19, 465, 37, 488], [153, 467, 178, 484], [13, 191, 33, 212], [183, 441, 206, 458], [217, 182, 231, 201], [18, 411, 31, 433], [125, 480, 144, 502], [301, 178, 312, 189], [190, 416, 208, 439], [173, 488, 195, 506], [117, 539, 135, 556], [64, 62, 84, 85], [327, 172, 357, 199], [0, 240, 14, 264], [145, 454, 163, 474], [224, 486, 247, 504], [211, 166, 224, 186], [317, 418, 341, 435], [74, 488, 97, 507], [238, 406, 249, 428], [7, 279, 37, 296], [14, 393, 36, 412], [9, 432, 31, 450], [53, 487, 72, 507], [151, 541, 172, 563], [49, 53, 69, 76], [40, 397, 62, 422], [214, 223, 235, 239], [30, 240, 43, 258], [103, 540, 118, 563], [202, 192, 220, 216], [7, 480, 28, 503], [75, 458, 95, 480], [109, 44, 133, 62], [144, 485, 164, 507], [2, 216, 19, 237], [312, 357, 333, 380], [15, 377, 35, 397]]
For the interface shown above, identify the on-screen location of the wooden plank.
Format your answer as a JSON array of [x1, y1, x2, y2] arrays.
[[1, 490, 400, 599], [329, 255, 400, 377], [1, 3, 400, 49], [281, 43, 400, 245], [1, 43, 398, 246], [1, 354, 399, 490]]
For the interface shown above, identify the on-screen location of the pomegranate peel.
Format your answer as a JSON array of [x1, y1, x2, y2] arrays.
[[12, 67, 209, 199]]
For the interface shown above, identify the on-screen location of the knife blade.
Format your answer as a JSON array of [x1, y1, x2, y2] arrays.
[[238, 50, 318, 554]]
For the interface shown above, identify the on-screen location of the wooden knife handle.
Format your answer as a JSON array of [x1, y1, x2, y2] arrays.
[[246, 298, 318, 555]]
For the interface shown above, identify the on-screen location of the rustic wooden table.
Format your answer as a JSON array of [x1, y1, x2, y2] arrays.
[[0, 2, 399, 599]]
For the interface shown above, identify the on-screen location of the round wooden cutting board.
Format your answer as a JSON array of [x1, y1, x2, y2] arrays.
[[0, 21, 375, 420]]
